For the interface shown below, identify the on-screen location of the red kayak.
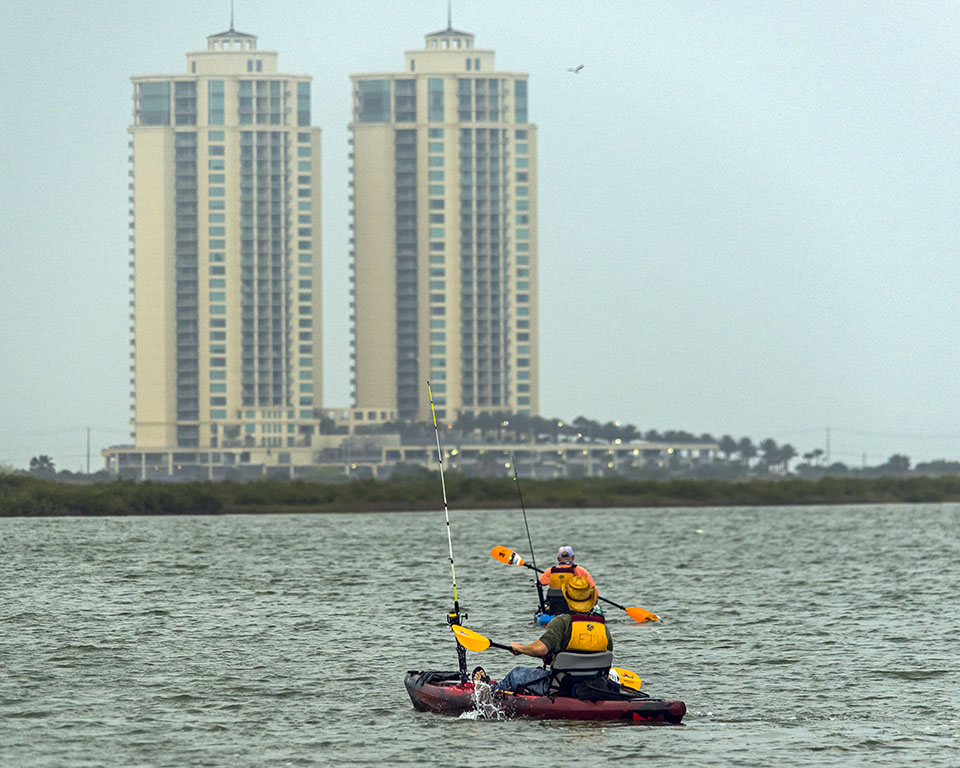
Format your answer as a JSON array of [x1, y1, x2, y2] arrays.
[[405, 671, 686, 724]]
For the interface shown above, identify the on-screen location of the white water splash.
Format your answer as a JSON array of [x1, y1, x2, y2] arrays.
[[458, 682, 508, 720]]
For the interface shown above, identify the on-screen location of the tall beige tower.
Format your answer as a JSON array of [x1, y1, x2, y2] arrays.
[[349, 25, 538, 424], [129, 27, 322, 451]]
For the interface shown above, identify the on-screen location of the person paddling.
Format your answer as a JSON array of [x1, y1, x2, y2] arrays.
[[539, 546, 596, 616], [492, 576, 612, 696]]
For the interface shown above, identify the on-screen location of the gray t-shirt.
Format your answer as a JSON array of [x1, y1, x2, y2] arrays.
[[539, 612, 613, 656]]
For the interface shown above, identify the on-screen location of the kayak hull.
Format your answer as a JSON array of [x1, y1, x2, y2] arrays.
[[404, 670, 685, 724]]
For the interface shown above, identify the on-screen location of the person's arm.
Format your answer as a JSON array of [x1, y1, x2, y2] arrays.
[[509, 614, 567, 657], [509, 639, 549, 657], [538, 569, 550, 585]]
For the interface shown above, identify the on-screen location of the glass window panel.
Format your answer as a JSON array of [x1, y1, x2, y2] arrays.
[[136, 81, 169, 125], [357, 80, 390, 123], [297, 81, 311, 126], [428, 78, 444, 122]]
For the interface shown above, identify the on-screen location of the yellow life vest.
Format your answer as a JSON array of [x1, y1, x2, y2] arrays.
[[565, 613, 609, 653], [547, 562, 578, 590]]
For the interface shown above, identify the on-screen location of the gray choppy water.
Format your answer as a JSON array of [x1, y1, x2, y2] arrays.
[[1, 504, 958, 766]]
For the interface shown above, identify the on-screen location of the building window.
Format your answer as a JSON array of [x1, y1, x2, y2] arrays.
[[357, 80, 390, 123], [428, 78, 444, 122], [135, 81, 170, 126], [174, 81, 197, 126], [208, 80, 224, 125], [394, 79, 416, 122], [297, 81, 311, 126]]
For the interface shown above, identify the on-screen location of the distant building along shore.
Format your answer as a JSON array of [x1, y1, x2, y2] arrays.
[[105, 19, 544, 479]]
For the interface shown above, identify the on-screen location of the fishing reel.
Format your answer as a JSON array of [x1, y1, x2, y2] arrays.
[[447, 609, 467, 626]]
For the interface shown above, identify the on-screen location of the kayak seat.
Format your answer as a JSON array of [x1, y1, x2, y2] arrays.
[[544, 588, 569, 616], [547, 651, 614, 697]]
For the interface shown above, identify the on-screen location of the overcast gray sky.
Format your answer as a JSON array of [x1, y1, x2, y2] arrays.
[[2, 0, 959, 471]]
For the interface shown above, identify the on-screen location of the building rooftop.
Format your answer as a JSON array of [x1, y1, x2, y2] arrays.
[[426, 26, 474, 38]]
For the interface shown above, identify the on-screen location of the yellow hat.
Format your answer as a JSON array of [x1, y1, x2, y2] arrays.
[[562, 576, 597, 612]]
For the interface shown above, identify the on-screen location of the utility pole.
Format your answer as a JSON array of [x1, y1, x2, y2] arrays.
[[825, 427, 831, 465], [86, 427, 91, 474]]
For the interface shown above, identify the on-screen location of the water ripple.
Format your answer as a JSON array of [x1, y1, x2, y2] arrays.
[[0, 504, 958, 766]]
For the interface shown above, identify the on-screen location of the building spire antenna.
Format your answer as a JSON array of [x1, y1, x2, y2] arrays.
[[447, 0, 452, 30], [230, 0, 235, 32]]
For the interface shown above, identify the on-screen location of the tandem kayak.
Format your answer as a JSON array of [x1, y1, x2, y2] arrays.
[[404, 671, 686, 724]]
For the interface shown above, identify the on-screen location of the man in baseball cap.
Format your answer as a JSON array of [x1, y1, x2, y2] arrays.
[[539, 544, 596, 616]]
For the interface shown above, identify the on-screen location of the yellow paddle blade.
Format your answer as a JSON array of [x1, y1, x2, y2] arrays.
[[451, 624, 492, 652], [490, 545, 525, 567], [625, 607, 660, 623], [611, 667, 642, 690]]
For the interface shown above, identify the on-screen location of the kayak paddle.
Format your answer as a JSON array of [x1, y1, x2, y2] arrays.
[[611, 667, 642, 691], [490, 545, 661, 623], [452, 624, 512, 652], [452, 625, 642, 690]]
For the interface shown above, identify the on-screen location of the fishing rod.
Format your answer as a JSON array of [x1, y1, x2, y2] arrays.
[[511, 452, 546, 613], [427, 381, 468, 684]]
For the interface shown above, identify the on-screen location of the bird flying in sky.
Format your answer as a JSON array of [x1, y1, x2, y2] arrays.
[[567, 64, 584, 74]]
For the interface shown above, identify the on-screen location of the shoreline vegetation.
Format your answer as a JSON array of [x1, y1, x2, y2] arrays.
[[3, 473, 960, 517]]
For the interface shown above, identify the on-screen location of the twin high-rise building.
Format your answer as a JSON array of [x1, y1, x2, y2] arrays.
[[117, 22, 536, 474], [128, 26, 322, 454], [350, 25, 538, 424]]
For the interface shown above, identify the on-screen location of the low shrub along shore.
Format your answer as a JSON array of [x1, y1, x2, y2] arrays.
[[3, 473, 960, 517]]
